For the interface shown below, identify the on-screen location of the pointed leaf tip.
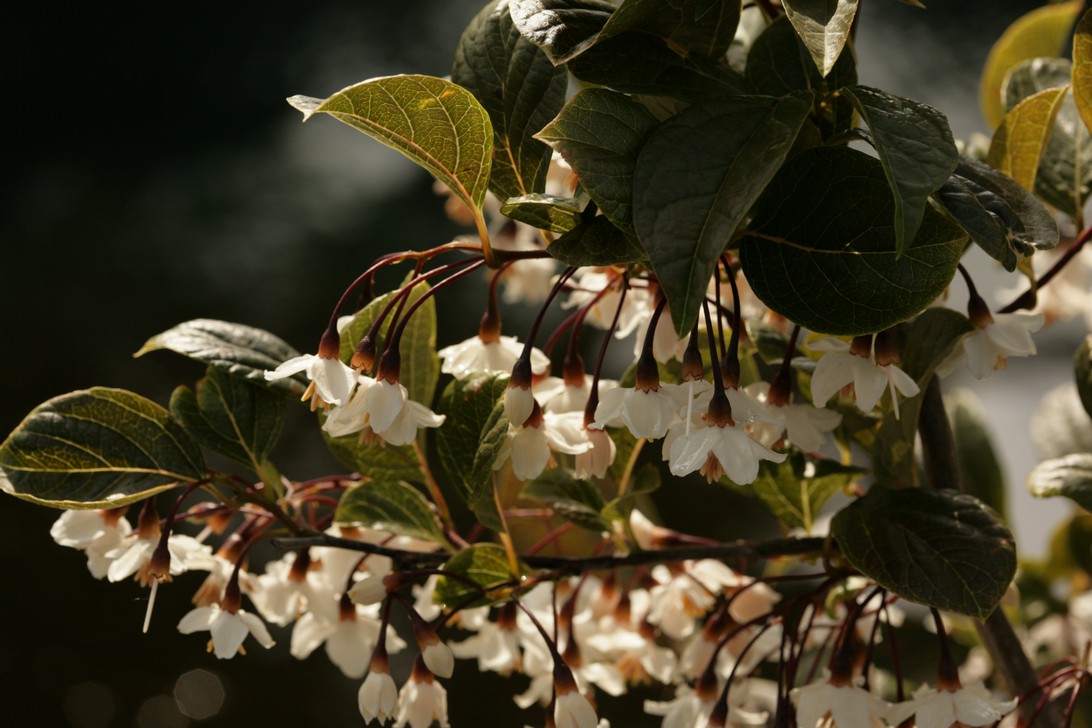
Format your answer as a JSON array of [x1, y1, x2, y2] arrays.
[[286, 95, 322, 120]]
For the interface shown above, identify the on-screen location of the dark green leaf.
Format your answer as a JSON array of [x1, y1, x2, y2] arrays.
[[634, 92, 813, 335], [288, 75, 492, 215], [523, 469, 608, 531], [537, 88, 660, 234], [832, 487, 1016, 618], [739, 146, 966, 336], [436, 373, 510, 509], [454, 0, 568, 201], [548, 216, 648, 267], [169, 367, 286, 471], [843, 85, 959, 257], [1002, 57, 1071, 111], [435, 543, 522, 608], [566, 32, 747, 103], [1035, 91, 1092, 220], [1028, 454, 1092, 511], [467, 401, 510, 530], [1077, 335, 1092, 420], [751, 452, 862, 531], [947, 388, 1008, 522], [501, 193, 586, 233], [781, 0, 858, 77], [0, 388, 205, 509], [933, 156, 1060, 271], [871, 309, 974, 487], [602, 463, 661, 521], [322, 429, 423, 483], [135, 319, 304, 396], [598, 0, 741, 59], [508, 0, 615, 63], [745, 15, 857, 138], [335, 481, 445, 543]]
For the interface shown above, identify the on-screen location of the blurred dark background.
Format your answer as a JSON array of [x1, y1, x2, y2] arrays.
[[0, 1, 1046, 726]]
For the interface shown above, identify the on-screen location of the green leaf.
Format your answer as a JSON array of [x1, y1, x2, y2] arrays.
[[1074, 10, 1092, 135], [467, 401, 510, 530], [135, 319, 304, 396], [335, 481, 445, 543], [321, 429, 422, 484], [436, 373, 510, 506], [602, 463, 661, 521], [933, 156, 1060, 272], [987, 85, 1068, 191], [871, 309, 974, 487], [781, 0, 858, 77], [1002, 57, 1071, 110], [979, 0, 1083, 128], [566, 32, 747, 102], [288, 75, 492, 214], [338, 281, 439, 409], [946, 388, 1008, 522], [453, 0, 568, 202], [843, 85, 959, 257], [0, 388, 205, 509], [831, 487, 1016, 618], [537, 88, 660, 234], [634, 92, 813, 335], [1077, 335, 1092, 420], [523, 469, 608, 531], [1028, 454, 1092, 511], [501, 193, 586, 233], [739, 146, 966, 336], [745, 16, 857, 138], [169, 367, 286, 471], [1034, 91, 1092, 219], [508, 0, 615, 63], [548, 216, 648, 267], [597, 0, 741, 59], [435, 543, 522, 608], [751, 453, 863, 532]]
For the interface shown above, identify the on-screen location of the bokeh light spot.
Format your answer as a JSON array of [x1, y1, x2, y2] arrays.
[[62, 681, 115, 728], [174, 668, 226, 720]]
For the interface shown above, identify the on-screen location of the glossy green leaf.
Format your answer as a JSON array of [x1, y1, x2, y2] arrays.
[[169, 367, 285, 471], [634, 92, 813, 335], [1028, 454, 1092, 511], [436, 373, 509, 507], [435, 543, 522, 608], [933, 156, 1060, 272], [1076, 335, 1092, 420], [321, 430, 422, 484], [566, 32, 747, 103], [871, 309, 974, 487], [537, 88, 659, 234], [288, 75, 492, 213], [988, 85, 1068, 191], [832, 487, 1016, 618], [508, 0, 615, 63], [548, 216, 647, 267], [947, 388, 1008, 522], [501, 193, 586, 233], [597, 0, 741, 59], [979, 0, 1083, 128], [751, 452, 863, 532], [523, 469, 608, 531], [135, 319, 304, 396], [843, 85, 959, 257], [0, 388, 205, 509], [335, 481, 445, 543], [1034, 91, 1092, 219], [467, 401, 509, 530], [781, 0, 858, 77], [739, 146, 966, 336], [338, 281, 439, 409], [745, 16, 857, 138], [453, 0, 568, 202], [1074, 10, 1092, 135]]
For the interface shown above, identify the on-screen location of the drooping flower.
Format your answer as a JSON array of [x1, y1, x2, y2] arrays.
[[494, 405, 592, 481], [885, 681, 1017, 728], [438, 335, 550, 379], [790, 674, 890, 728], [265, 348, 356, 410], [177, 602, 275, 659], [394, 657, 450, 728], [937, 311, 1044, 380], [359, 669, 399, 724], [808, 335, 919, 419]]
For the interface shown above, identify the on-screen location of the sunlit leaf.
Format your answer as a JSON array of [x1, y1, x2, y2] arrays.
[[523, 469, 608, 531], [781, 0, 859, 77], [501, 193, 586, 233], [336, 481, 445, 543], [288, 75, 493, 213], [987, 85, 1068, 191], [1074, 10, 1092, 135], [1028, 454, 1092, 511], [435, 543, 523, 608], [0, 388, 205, 509], [751, 452, 863, 532]]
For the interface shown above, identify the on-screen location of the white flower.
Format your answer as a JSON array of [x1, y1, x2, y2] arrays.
[[593, 384, 682, 440], [265, 353, 356, 408], [359, 670, 399, 723], [177, 603, 275, 659], [494, 411, 592, 481], [438, 335, 550, 379], [394, 670, 449, 728], [747, 382, 842, 453], [886, 681, 1017, 727], [290, 601, 402, 679], [555, 688, 599, 728], [51, 509, 132, 579], [106, 533, 214, 585], [937, 311, 1044, 380], [664, 418, 786, 485], [791, 676, 890, 728], [808, 338, 919, 418], [575, 426, 617, 479], [563, 269, 649, 338], [323, 376, 444, 445]]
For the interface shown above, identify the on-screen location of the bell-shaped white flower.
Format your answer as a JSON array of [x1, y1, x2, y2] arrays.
[[495, 407, 592, 481], [938, 311, 1044, 380], [791, 674, 890, 728], [809, 336, 919, 418], [265, 353, 356, 409], [177, 602, 275, 659], [394, 658, 450, 728], [886, 681, 1017, 728], [359, 669, 399, 723], [438, 335, 549, 379]]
